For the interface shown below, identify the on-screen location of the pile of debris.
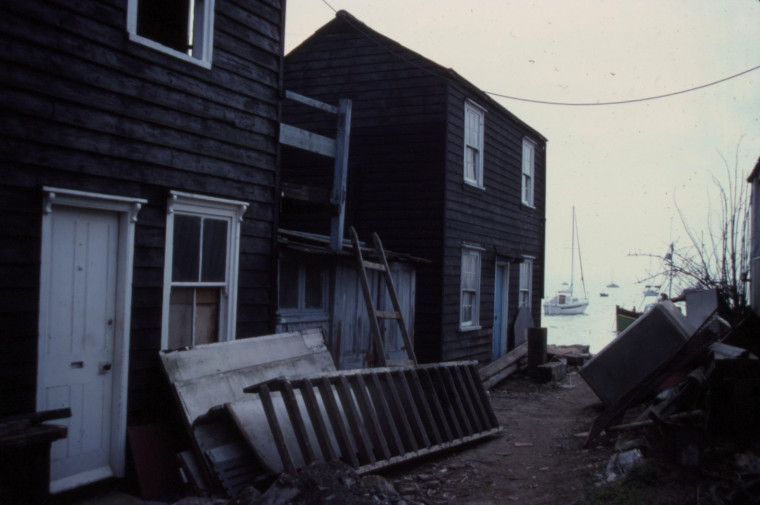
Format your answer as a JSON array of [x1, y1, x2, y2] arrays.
[[577, 289, 760, 502], [150, 329, 500, 502], [222, 461, 414, 505]]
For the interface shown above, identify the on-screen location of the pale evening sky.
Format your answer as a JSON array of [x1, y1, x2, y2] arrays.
[[284, 0, 760, 295]]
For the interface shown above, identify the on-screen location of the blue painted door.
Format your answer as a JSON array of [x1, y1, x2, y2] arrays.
[[492, 262, 509, 359]]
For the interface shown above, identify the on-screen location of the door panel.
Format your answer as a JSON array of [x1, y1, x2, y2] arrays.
[[39, 207, 119, 491], [492, 263, 509, 359]]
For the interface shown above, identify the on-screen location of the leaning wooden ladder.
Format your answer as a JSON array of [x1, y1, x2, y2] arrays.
[[350, 226, 417, 367]]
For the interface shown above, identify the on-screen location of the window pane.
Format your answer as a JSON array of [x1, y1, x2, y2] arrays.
[[136, 0, 190, 53], [168, 288, 194, 349], [304, 264, 324, 309], [173, 214, 201, 282], [462, 291, 473, 324], [194, 287, 219, 344], [279, 260, 299, 309], [202, 218, 228, 282]]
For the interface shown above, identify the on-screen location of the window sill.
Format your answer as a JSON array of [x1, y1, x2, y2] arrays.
[[464, 180, 486, 191], [458, 325, 482, 332], [128, 33, 212, 69], [521, 201, 536, 210]]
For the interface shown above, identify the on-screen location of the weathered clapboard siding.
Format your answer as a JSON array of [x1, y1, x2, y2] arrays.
[[283, 11, 546, 364], [0, 0, 284, 421]]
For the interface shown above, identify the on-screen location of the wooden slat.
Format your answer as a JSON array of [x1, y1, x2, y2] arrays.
[[375, 310, 401, 320], [280, 381, 317, 465], [316, 377, 358, 467], [367, 373, 405, 456], [351, 375, 391, 460], [257, 385, 295, 474], [279, 123, 336, 157], [335, 376, 375, 465], [362, 259, 386, 272], [394, 370, 432, 447], [285, 90, 338, 114], [299, 378, 338, 462], [380, 372, 419, 452]]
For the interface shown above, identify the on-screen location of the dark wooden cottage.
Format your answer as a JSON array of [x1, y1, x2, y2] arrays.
[[1, 0, 283, 492], [282, 11, 547, 364]]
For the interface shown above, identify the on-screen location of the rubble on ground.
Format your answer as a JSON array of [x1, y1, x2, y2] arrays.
[[577, 292, 760, 504]]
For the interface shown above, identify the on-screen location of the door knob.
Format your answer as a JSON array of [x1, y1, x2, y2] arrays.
[[99, 361, 112, 373]]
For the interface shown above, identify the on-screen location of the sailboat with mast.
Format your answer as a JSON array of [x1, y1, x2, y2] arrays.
[[543, 207, 589, 315]]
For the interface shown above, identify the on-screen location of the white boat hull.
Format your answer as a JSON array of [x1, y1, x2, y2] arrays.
[[543, 296, 589, 315]]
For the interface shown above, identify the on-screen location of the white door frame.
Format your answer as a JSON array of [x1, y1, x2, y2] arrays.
[[37, 187, 146, 492]]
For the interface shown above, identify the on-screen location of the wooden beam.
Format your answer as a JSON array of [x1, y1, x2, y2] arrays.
[[284, 90, 338, 114], [279, 123, 336, 157]]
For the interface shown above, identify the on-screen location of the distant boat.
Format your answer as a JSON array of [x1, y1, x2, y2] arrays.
[[616, 305, 641, 332], [643, 285, 660, 297], [606, 282, 619, 288], [544, 207, 589, 315], [600, 292, 609, 297]]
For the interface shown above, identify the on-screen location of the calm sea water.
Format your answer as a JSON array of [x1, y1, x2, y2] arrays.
[[541, 280, 659, 354]]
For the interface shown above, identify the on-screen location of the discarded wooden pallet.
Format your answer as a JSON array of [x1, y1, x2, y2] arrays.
[[160, 329, 502, 497], [237, 361, 501, 475]]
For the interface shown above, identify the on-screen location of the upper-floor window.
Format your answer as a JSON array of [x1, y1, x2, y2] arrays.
[[522, 138, 536, 207], [161, 191, 246, 349], [460, 246, 483, 329], [127, 0, 216, 68], [519, 257, 534, 308], [464, 101, 485, 188]]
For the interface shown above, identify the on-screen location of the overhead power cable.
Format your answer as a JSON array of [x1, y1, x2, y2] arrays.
[[486, 64, 760, 106], [316, 0, 759, 107]]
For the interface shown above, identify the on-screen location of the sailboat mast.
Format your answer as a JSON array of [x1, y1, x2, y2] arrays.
[[569, 206, 575, 294]]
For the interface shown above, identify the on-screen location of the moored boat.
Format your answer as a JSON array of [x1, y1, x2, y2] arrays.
[[544, 207, 589, 315]]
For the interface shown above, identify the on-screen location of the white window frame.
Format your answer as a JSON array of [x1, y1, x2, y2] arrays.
[[522, 138, 536, 207], [277, 258, 329, 323], [127, 0, 216, 68], [161, 191, 247, 349], [463, 100, 485, 189], [519, 257, 534, 308], [460, 245, 484, 330]]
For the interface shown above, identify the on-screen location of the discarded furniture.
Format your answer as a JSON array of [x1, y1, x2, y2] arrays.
[[580, 302, 720, 444], [0, 408, 70, 504], [580, 301, 697, 406]]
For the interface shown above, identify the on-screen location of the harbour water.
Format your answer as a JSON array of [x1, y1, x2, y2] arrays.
[[542, 280, 660, 354]]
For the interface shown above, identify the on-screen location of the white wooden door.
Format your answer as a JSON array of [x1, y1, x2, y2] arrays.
[[38, 207, 120, 492]]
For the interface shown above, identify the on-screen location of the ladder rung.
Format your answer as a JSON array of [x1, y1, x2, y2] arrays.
[[362, 259, 386, 272], [376, 311, 402, 320]]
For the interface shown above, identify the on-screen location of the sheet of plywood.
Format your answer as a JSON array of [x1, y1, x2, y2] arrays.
[[160, 329, 336, 425], [160, 328, 331, 383]]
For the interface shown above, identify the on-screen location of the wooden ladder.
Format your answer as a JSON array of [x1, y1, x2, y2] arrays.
[[350, 226, 417, 367]]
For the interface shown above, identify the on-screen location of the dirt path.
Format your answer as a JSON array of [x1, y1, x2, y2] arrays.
[[386, 370, 615, 505]]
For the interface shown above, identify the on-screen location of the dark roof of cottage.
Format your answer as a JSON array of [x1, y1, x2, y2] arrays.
[[288, 10, 547, 142], [747, 156, 760, 182]]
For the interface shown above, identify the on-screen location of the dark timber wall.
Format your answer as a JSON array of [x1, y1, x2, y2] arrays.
[[0, 0, 284, 421], [284, 11, 546, 364]]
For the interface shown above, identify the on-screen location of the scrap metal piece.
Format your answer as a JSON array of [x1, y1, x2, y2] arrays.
[[235, 362, 501, 475]]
